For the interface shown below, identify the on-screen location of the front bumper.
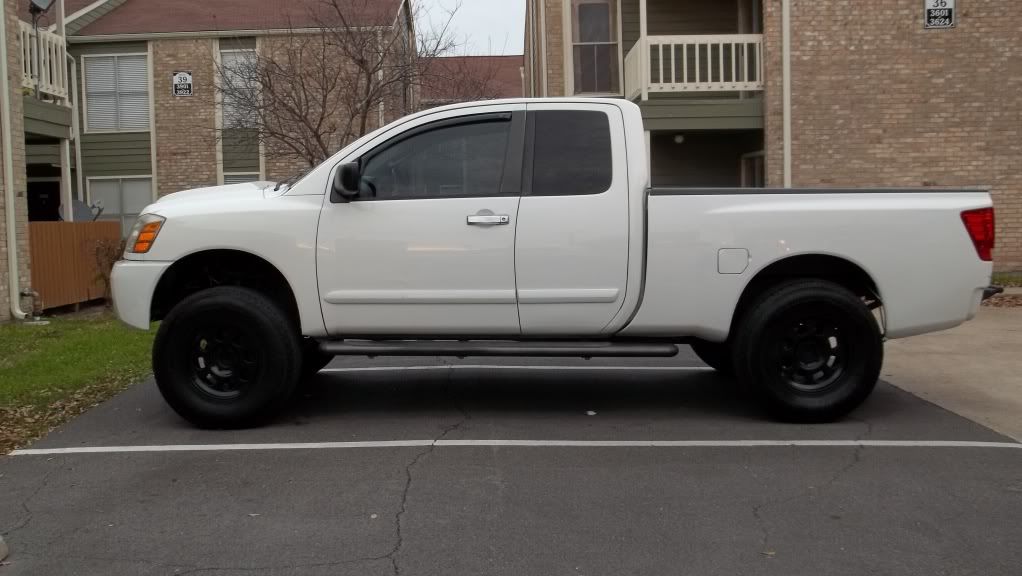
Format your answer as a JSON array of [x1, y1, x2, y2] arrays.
[[111, 260, 173, 330]]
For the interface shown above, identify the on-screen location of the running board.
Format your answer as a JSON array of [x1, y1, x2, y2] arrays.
[[318, 340, 680, 358]]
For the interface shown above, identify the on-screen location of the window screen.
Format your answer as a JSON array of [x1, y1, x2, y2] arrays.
[[85, 55, 150, 132], [530, 110, 612, 196], [571, 0, 619, 93], [223, 173, 261, 185], [359, 118, 510, 200], [220, 49, 258, 128], [90, 177, 153, 236]]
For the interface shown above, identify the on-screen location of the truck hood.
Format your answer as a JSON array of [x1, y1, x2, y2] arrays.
[[152, 181, 277, 209]]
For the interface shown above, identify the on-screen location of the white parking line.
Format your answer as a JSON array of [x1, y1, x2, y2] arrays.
[[321, 365, 715, 373], [10, 439, 1021, 456]]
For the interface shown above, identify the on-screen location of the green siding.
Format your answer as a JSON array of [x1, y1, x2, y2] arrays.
[[650, 130, 762, 187], [23, 96, 73, 139], [26, 144, 61, 165], [68, 42, 153, 178], [80, 132, 152, 177], [640, 97, 763, 131], [220, 37, 256, 51], [68, 41, 148, 56], [222, 128, 260, 173], [623, 0, 740, 51]]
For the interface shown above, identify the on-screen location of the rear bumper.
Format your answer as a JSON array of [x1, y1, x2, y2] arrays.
[[111, 260, 173, 330], [983, 286, 1005, 301]]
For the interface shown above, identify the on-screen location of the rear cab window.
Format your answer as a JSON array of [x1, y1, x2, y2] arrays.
[[526, 110, 613, 196]]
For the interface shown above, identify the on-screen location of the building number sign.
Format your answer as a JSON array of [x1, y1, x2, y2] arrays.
[[172, 71, 194, 96], [924, 0, 955, 29]]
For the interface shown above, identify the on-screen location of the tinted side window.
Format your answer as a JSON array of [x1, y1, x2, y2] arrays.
[[531, 110, 612, 196], [360, 119, 510, 200]]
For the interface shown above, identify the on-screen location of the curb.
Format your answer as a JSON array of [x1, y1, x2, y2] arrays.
[[0, 534, 7, 561]]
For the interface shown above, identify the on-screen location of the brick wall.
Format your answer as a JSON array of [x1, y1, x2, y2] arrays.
[[543, 0, 566, 97], [153, 38, 218, 196], [764, 0, 1022, 271], [0, 0, 29, 321]]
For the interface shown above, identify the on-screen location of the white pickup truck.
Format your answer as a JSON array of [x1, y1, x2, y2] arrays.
[[111, 98, 998, 428]]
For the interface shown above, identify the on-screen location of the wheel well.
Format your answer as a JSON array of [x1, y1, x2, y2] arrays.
[[732, 254, 883, 334], [151, 250, 300, 328]]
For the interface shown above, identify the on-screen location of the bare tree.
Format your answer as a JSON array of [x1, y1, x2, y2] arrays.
[[417, 54, 510, 110], [214, 0, 472, 170]]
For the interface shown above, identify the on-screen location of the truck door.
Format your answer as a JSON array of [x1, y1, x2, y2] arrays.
[[515, 102, 630, 335], [317, 107, 526, 335]]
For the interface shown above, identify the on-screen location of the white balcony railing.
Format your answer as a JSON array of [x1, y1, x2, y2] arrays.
[[21, 21, 69, 101], [624, 34, 763, 100]]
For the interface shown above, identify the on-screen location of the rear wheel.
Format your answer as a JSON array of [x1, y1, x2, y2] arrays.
[[732, 279, 882, 422], [689, 340, 733, 375], [153, 286, 301, 428]]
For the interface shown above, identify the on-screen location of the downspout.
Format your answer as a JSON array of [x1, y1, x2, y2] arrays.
[[67, 53, 84, 202], [539, 0, 547, 96], [1, 0, 27, 319], [782, 0, 792, 188]]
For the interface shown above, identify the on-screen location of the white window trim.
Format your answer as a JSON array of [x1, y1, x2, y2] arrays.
[[85, 175, 155, 236], [222, 171, 262, 184], [85, 174, 155, 205], [562, 0, 624, 97], [217, 43, 260, 184], [81, 52, 152, 134]]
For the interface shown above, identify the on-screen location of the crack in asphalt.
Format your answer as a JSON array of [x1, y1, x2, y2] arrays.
[[1, 465, 57, 537], [370, 360, 471, 576], [749, 417, 875, 555]]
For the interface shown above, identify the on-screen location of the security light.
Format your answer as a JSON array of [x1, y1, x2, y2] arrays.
[[28, 0, 54, 15]]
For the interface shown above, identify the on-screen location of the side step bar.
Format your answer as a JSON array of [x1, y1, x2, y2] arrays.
[[318, 340, 680, 358]]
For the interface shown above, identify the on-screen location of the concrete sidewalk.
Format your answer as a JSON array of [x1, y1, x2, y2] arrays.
[[884, 306, 1022, 441]]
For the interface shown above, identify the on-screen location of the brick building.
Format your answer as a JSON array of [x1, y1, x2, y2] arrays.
[[524, 0, 1021, 271]]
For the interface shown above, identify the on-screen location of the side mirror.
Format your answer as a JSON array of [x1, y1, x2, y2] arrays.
[[331, 162, 361, 203]]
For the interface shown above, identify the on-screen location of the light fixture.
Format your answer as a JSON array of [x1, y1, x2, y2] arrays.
[[673, 134, 685, 145], [28, 0, 54, 15]]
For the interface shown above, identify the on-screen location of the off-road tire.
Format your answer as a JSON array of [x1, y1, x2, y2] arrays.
[[732, 279, 883, 422], [153, 286, 301, 428]]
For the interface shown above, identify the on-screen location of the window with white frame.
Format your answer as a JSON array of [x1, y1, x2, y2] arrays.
[[223, 173, 261, 185], [220, 49, 258, 128], [571, 0, 619, 94], [89, 177, 153, 236], [85, 55, 150, 132]]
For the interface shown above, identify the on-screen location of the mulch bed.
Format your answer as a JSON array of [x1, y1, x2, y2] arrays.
[[982, 294, 1022, 308], [0, 383, 128, 454]]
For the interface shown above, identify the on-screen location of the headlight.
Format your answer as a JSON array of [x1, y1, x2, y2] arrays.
[[125, 214, 166, 254]]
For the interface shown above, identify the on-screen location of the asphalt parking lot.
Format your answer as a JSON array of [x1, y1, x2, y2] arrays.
[[2, 350, 1021, 575]]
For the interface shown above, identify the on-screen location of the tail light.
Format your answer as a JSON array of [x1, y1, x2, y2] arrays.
[[961, 208, 995, 262]]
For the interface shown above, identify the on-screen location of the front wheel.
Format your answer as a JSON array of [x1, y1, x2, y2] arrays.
[[153, 286, 301, 428], [732, 279, 883, 422]]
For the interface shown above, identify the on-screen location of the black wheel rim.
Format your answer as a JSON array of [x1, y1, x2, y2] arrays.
[[189, 323, 260, 399], [772, 311, 848, 393]]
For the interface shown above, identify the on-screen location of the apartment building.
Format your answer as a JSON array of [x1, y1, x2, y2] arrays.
[[1, 0, 530, 321], [524, 0, 1021, 271]]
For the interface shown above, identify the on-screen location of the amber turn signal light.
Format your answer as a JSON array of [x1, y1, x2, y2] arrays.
[[126, 214, 166, 254]]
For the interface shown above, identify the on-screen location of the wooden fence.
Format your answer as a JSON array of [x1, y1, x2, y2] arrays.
[[28, 221, 121, 310]]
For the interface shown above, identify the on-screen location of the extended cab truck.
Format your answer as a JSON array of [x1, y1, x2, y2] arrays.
[[111, 98, 998, 428]]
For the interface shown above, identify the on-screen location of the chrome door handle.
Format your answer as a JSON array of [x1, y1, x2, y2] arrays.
[[466, 214, 510, 225]]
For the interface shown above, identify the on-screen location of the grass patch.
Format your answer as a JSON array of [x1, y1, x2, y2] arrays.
[[0, 312, 154, 453], [992, 272, 1022, 287]]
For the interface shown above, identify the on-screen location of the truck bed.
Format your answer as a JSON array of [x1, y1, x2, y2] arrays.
[[619, 188, 993, 341]]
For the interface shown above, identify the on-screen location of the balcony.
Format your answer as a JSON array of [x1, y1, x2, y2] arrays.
[[20, 21, 69, 102], [624, 33, 763, 100]]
